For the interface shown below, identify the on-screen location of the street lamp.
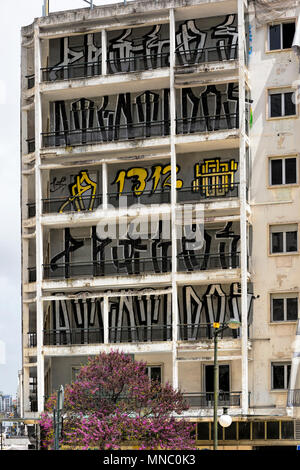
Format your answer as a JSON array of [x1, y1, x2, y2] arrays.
[[213, 319, 241, 451]]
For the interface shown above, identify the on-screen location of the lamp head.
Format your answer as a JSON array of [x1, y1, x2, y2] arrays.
[[227, 319, 241, 330]]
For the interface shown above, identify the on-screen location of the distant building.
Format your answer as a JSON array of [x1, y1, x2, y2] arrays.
[[0, 393, 13, 414]]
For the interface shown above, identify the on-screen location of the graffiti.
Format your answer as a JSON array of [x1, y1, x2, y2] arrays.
[[50, 176, 67, 193], [211, 15, 238, 60], [113, 164, 183, 196], [108, 25, 169, 73], [181, 282, 254, 339], [48, 222, 240, 279], [176, 20, 207, 65], [58, 170, 97, 213], [49, 34, 101, 81], [192, 158, 238, 196]]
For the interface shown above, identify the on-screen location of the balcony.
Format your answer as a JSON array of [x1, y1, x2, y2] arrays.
[[42, 120, 170, 148], [178, 323, 241, 341], [175, 44, 238, 67], [28, 268, 36, 283], [26, 74, 35, 89], [108, 189, 170, 207], [176, 114, 238, 135], [41, 61, 102, 82], [27, 332, 37, 348], [177, 252, 240, 272], [177, 183, 239, 203], [107, 53, 170, 74], [42, 325, 171, 346], [183, 391, 244, 408], [42, 194, 102, 214], [43, 256, 172, 280], [27, 203, 36, 219], [26, 138, 35, 154]]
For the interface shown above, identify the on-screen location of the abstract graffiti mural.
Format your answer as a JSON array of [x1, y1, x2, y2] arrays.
[[45, 221, 242, 279], [58, 170, 97, 213], [44, 82, 239, 148], [192, 158, 238, 196], [44, 281, 253, 345]]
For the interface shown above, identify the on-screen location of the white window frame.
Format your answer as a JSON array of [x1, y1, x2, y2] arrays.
[[269, 156, 298, 186], [270, 293, 299, 322], [268, 89, 297, 118], [145, 365, 163, 383], [270, 224, 298, 254], [268, 21, 295, 51], [271, 362, 291, 390]]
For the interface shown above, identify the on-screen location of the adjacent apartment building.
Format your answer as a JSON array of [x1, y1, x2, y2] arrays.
[[20, 0, 300, 449]]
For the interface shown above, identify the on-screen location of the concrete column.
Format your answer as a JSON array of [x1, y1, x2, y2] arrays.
[[101, 29, 107, 76], [34, 23, 45, 414], [170, 8, 178, 391], [103, 296, 109, 344], [102, 162, 108, 209], [238, 0, 249, 415]]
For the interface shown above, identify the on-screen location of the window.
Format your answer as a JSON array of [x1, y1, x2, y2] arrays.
[[269, 89, 296, 118], [71, 366, 82, 382], [145, 365, 162, 383], [271, 363, 291, 389], [271, 294, 298, 322], [269, 22, 295, 51], [270, 224, 298, 254], [270, 157, 297, 185]]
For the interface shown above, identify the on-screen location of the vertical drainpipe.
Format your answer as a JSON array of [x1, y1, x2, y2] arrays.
[[34, 22, 45, 414], [170, 8, 178, 391], [238, 0, 249, 415]]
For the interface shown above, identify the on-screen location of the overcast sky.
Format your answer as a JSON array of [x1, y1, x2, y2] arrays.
[[0, 0, 132, 397]]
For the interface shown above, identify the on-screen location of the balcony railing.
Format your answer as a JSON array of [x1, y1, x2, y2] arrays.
[[183, 391, 244, 408], [108, 188, 171, 207], [176, 44, 238, 66], [178, 323, 241, 341], [42, 120, 170, 148], [109, 325, 172, 343], [42, 194, 102, 214], [107, 52, 170, 74], [41, 61, 102, 82], [177, 252, 240, 272], [27, 203, 36, 219], [287, 389, 300, 407], [26, 74, 35, 89], [43, 256, 172, 280], [44, 328, 104, 346], [28, 332, 37, 348], [26, 138, 35, 154], [176, 114, 238, 134], [177, 183, 239, 203], [28, 267, 37, 283]]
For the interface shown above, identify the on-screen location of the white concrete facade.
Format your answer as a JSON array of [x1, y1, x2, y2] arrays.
[[20, 0, 300, 448]]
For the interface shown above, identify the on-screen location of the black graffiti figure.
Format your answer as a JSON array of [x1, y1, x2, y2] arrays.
[[108, 29, 144, 74], [201, 85, 222, 131], [211, 15, 238, 61], [175, 20, 207, 65], [143, 25, 170, 69], [135, 90, 160, 138], [151, 221, 172, 273], [71, 98, 95, 144], [215, 222, 240, 269], [114, 93, 134, 140], [112, 237, 147, 275], [50, 228, 84, 279], [222, 83, 239, 129], [92, 227, 112, 277], [54, 101, 69, 146], [97, 96, 115, 142], [180, 88, 200, 134], [178, 229, 211, 272]]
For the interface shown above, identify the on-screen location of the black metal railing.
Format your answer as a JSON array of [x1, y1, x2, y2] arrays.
[[27, 203, 36, 218], [28, 267, 37, 283], [44, 328, 104, 346], [178, 323, 241, 341], [26, 138, 35, 154], [43, 256, 172, 280], [42, 120, 170, 148], [30, 399, 38, 412], [177, 252, 240, 272], [42, 194, 102, 214], [183, 391, 243, 408], [28, 332, 37, 348], [41, 61, 102, 82], [176, 44, 238, 66], [26, 74, 35, 89], [177, 183, 239, 203], [109, 325, 172, 343], [108, 188, 171, 207], [287, 389, 300, 407], [176, 114, 238, 134], [107, 52, 170, 74]]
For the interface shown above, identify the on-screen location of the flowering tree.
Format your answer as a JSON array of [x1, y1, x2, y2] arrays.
[[40, 351, 195, 450]]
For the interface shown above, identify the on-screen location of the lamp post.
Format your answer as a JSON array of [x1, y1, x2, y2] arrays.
[[53, 385, 64, 451], [213, 319, 240, 451]]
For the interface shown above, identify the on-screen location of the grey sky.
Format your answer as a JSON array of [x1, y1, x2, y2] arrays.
[[0, 0, 132, 397]]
